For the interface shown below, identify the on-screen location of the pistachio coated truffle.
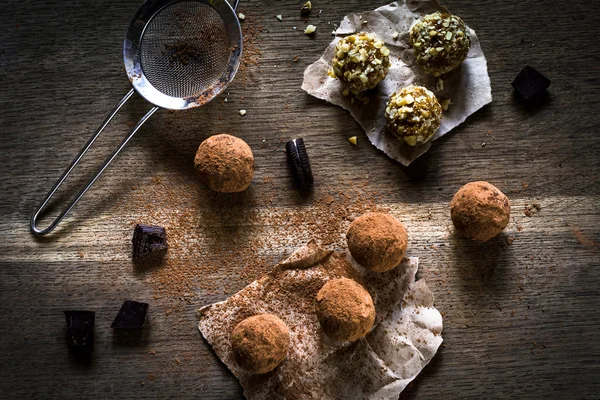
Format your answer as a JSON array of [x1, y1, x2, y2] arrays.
[[230, 314, 290, 374], [410, 11, 471, 77], [316, 278, 375, 342], [451, 181, 511, 242], [328, 32, 391, 94], [385, 85, 442, 146], [194, 134, 254, 193], [347, 212, 408, 272]]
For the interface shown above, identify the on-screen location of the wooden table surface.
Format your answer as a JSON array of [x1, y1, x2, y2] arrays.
[[1, 0, 599, 399]]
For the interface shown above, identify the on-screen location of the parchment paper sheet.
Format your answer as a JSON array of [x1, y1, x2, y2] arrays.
[[198, 240, 443, 399], [301, 0, 492, 165]]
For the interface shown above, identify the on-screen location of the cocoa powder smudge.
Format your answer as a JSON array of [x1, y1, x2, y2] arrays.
[[119, 173, 388, 312]]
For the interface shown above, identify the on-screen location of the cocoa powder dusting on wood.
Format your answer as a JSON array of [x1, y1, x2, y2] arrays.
[[120, 174, 387, 310], [570, 227, 596, 247]]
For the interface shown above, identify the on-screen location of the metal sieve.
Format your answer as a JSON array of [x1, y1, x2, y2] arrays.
[[31, 0, 242, 235]]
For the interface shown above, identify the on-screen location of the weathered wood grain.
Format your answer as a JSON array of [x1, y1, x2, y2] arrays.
[[1, 0, 599, 399]]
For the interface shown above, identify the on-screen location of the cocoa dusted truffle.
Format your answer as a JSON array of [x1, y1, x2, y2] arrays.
[[347, 212, 408, 272], [316, 278, 375, 342], [451, 181, 511, 242], [194, 134, 254, 193], [385, 85, 442, 147], [328, 32, 391, 94], [410, 12, 471, 77], [231, 314, 290, 374]]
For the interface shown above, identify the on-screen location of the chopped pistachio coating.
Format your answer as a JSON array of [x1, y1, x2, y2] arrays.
[[385, 85, 442, 146], [410, 12, 471, 77], [328, 32, 391, 94]]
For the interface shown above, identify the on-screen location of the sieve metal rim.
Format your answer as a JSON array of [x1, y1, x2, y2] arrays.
[[123, 0, 243, 110], [31, 0, 242, 236]]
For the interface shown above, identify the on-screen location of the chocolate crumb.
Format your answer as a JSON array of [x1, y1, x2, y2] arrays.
[[132, 224, 168, 263], [64, 311, 95, 358], [111, 300, 149, 330], [512, 65, 550, 99]]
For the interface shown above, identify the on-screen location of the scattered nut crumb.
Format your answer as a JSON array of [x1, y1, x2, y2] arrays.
[[276, 14, 283, 21], [436, 77, 444, 91], [393, 32, 399, 40], [440, 99, 451, 111], [522, 182, 529, 189], [481, 142, 486, 147], [301, 1, 312, 16], [239, 109, 247, 116], [77, 251, 85, 258], [348, 136, 358, 145], [305, 25, 316, 35], [505, 236, 515, 245], [238, 12, 245, 20]]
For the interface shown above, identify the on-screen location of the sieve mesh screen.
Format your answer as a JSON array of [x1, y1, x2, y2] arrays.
[[140, 1, 232, 98]]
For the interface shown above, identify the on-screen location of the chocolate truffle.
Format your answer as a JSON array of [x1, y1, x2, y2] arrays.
[[328, 32, 391, 94], [316, 278, 375, 342], [410, 12, 471, 77], [231, 314, 290, 374], [194, 134, 254, 193], [347, 212, 408, 272], [451, 181, 511, 242], [385, 85, 442, 147]]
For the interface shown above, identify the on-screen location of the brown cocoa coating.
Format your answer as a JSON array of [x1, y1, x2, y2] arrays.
[[316, 278, 375, 342], [230, 314, 290, 374], [194, 134, 254, 193], [346, 212, 408, 272], [450, 181, 511, 242]]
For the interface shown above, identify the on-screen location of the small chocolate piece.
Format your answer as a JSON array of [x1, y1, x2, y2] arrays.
[[512, 65, 550, 99], [111, 300, 149, 329], [64, 311, 95, 357], [132, 224, 167, 262], [285, 138, 314, 191]]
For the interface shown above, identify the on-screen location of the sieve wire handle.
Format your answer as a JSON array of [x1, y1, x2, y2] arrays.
[[232, 0, 239, 11], [30, 89, 159, 236]]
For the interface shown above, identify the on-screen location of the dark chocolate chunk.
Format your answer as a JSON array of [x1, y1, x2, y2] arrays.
[[111, 300, 149, 329], [132, 224, 167, 262], [286, 138, 314, 191], [64, 310, 95, 356], [512, 65, 550, 99]]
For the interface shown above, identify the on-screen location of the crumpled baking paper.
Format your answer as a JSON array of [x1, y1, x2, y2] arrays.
[[198, 240, 443, 399], [301, 0, 492, 165]]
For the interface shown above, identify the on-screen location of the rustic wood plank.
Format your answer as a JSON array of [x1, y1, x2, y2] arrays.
[[1, 0, 599, 399]]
